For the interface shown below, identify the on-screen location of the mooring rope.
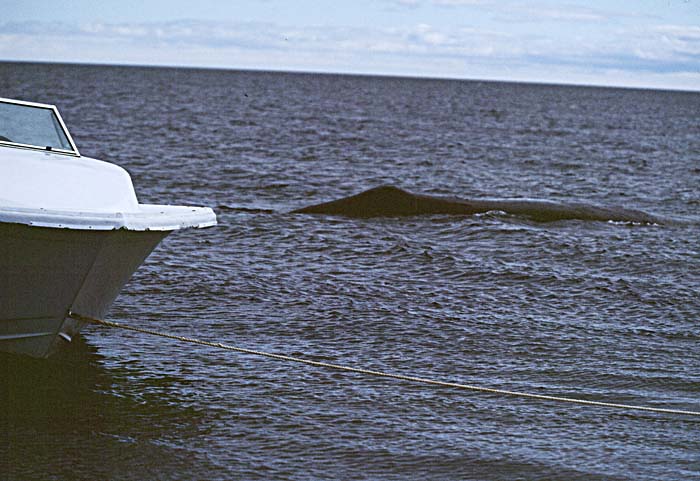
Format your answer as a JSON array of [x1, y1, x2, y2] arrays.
[[69, 312, 700, 417]]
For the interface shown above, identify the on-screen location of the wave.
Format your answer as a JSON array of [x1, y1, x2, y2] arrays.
[[216, 205, 277, 214]]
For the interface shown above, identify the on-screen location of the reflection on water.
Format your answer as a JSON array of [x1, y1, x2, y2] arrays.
[[1, 339, 225, 480]]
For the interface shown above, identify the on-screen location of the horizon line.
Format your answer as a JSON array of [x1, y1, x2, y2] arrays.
[[3, 58, 699, 95]]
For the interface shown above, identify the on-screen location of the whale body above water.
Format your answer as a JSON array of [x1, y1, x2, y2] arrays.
[[292, 186, 663, 224]]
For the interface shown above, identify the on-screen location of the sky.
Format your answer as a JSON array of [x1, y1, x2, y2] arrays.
[[1, 0, 699, 91]]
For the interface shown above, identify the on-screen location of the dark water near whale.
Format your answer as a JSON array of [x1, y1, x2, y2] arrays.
[[1, 62, 699, 480]]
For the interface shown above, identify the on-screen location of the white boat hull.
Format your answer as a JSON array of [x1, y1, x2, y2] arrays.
[[0, 222, 167, 358], [0, 97, 217, 358]]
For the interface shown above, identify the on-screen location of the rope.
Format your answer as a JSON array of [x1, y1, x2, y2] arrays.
[[69, 311, 700, 417]]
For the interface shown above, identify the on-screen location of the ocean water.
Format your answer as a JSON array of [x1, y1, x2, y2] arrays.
[[1, 62, 699, 480]]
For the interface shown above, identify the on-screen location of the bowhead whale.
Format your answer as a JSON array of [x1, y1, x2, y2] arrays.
[[292, 186, 663, 224]]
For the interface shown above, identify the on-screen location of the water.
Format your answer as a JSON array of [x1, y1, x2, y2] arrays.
[[1, 62, 699, 480]]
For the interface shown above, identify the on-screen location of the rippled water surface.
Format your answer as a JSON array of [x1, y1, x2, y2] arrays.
[[1, 62, 699, 480]]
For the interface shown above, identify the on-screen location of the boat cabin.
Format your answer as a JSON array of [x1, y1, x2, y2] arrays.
[[0, 97, 80, 156]]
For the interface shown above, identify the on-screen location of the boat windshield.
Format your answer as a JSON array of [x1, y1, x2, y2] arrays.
[[0, 98, 79, 155]]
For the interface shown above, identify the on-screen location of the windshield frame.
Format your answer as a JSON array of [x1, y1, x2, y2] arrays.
[[0, 97, 80, 157]]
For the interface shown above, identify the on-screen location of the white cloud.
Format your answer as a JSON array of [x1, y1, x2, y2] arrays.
[[0, 19, 698, 91], [431, 0, 490, 6], [383, 0, 490, 8], [609, 24, 700, 67], [387, 0, 421, 7], [495, 2, 658, 23], [529, 8, 603, 22], [654, 24, 700, 56]]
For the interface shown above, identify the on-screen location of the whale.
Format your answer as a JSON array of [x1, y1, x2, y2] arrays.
[[292, 186, 663, 224]]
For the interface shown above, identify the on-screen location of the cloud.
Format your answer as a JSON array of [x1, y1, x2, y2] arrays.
[[509, 6, 605, 22], [615, 24, 700, 70], [384, 0, 421, 7], [653, 24, 700, 56], [383, 0, 490, 9], [494, 2, 658, 23], [0, 20, 520, 58], [0, 19, 698, 90], [384, 0, 640, 20], [431, 0, 490, 5]]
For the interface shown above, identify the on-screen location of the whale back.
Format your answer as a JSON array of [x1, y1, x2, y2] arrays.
[[293, 185, 475, 217], [292, 185, 664, 224]]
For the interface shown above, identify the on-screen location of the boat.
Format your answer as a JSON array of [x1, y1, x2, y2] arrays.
[[0, 97, 217, 358]]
